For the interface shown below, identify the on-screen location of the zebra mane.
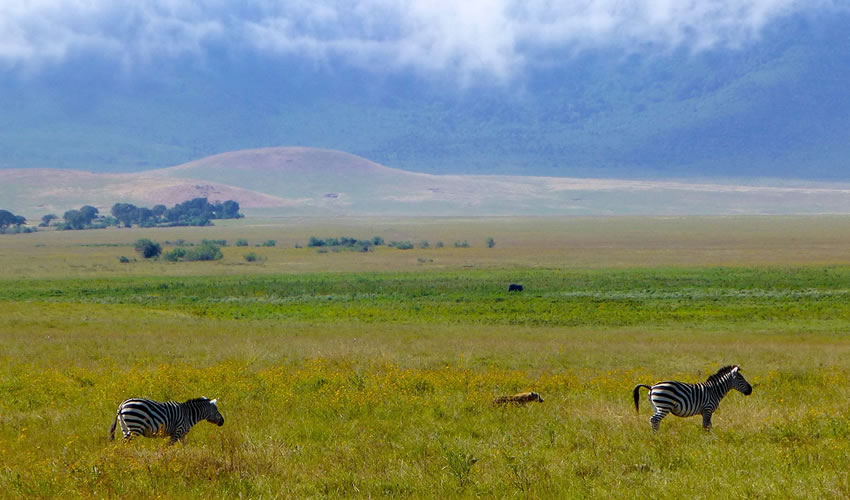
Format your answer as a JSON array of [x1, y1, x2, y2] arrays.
[[705, 365, 738, 385], [184, 397, 212, 405]]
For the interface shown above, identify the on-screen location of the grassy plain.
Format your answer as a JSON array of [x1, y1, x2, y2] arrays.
[[1, 216, 849, 498]]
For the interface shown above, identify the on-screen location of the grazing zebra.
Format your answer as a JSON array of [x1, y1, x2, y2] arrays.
[[633, 365, 752, 431], [109, 397, 224, 444], [493, 391, 544, 406]]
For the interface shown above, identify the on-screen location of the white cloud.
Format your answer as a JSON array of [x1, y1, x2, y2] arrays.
[[0, 0, 843, 80]]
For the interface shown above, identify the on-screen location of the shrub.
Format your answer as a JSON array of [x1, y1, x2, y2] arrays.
[[389, 241, 414, 250], [184, 243, 223, 261], [162, 248, 187, 262], [243, 252, 265, 263], [487, 237, 495, 248], [134, 239, 162, 259], [118, 256, 130, 263], [262, 240, 277, 247], [235, 239, 249, 247], [454, 240, 470, 248]]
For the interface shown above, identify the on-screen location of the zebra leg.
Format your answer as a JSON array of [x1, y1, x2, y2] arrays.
[[650, 409, 669, 431], [169, 430, 187, 445], [701, 410, 713, 430]]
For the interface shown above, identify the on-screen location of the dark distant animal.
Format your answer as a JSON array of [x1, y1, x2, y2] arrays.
[[633, 365, 752, 431], [493, 391, 544, 406], [109, 397, 224, 444], [508, 284, 524, 292]]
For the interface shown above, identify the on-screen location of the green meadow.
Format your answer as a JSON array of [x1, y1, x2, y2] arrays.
[[1, 217, 849, 498]]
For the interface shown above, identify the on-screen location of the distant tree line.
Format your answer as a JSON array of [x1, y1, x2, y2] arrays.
[[301, 236, 495, 252], [27, 197, 243, 231], [307, 236, 384, 252], [55, 205, 113, 230], [112, 198, 242, 228]]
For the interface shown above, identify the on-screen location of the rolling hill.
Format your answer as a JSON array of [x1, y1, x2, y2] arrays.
[[3, 147, 850, 219]]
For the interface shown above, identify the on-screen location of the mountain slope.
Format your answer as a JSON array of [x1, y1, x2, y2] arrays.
[[0, 12, 848, 179]]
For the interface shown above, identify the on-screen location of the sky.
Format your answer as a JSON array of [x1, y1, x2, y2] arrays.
[[1, 0, 843, 84]]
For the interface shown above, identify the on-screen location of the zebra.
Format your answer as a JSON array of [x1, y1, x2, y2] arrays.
[[633, 365, 752, 431], [109, 397, 224, 444]]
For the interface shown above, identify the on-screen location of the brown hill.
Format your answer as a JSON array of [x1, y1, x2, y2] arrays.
[[4, 147, 850, 219]]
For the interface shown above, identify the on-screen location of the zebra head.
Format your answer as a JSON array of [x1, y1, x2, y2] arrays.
[[530, 392, 544, 403], [730, 366, 753, 395], [206, 398, 225, 426]]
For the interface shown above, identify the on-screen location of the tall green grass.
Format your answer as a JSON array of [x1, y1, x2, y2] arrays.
[[1, 268, 850, 497]]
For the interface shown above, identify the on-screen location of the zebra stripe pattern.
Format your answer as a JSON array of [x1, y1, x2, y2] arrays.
[[109, 397, 224, 444], [633, 365, 752, 431]]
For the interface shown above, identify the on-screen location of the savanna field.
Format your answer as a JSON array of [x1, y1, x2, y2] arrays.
[[1, 217, 849, 498]]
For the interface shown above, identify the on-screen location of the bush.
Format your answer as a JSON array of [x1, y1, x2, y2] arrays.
[[235, 239, 249, 247], [162, 248, 187, 262], [262, 240, 277, 247], [389, 241, 414, 250], [487, 237, 495, 248], [243, 252, 265, 263], [134, 239, 162, 259], [184, 243, 223, 261], [454, 240, 470, 248], [118, 256, 130, 263]]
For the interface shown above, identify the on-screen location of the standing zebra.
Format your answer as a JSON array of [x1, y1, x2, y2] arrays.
[[109, 397, 224, 444], [633, 365, 752, 431]]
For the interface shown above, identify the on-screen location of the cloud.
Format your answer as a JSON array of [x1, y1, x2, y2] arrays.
[[0, 0, 843, 81]]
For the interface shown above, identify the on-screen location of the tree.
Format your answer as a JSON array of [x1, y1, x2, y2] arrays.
[[111, 203, 139, 227], [137, 207, 155, 226], [79, 205, 99, 224], [486, 237, 495, 248], [63, 209, 87, 230], [0, 209, 18, 228], [214, 200, 241, 219], [134, 239, 162, 259], [40, 214, 58, 227]]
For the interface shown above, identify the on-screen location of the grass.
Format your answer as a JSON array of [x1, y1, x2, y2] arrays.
[[1, 217, 850, 497]]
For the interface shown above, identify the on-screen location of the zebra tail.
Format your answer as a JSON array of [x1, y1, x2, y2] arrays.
[[633, 384, 652, 413], [109, 413, 118, 441]]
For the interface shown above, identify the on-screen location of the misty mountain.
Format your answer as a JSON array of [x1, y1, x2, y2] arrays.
[[0, 10, 848, 180]]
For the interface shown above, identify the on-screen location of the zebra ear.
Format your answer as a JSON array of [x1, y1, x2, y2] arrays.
[[210, 399, 217, 406], [731, 366, 739, 374]]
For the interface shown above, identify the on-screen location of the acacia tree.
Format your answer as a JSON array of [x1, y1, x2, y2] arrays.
[[40, 214, 58, 227], [0, 209, 26, 229]]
